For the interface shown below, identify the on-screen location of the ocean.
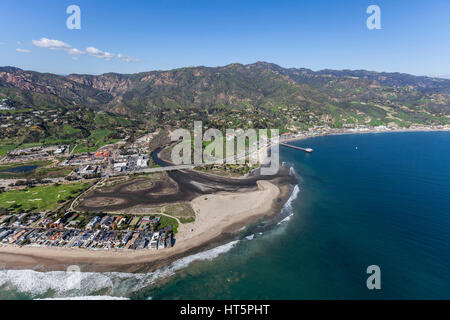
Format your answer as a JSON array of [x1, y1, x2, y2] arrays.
[[1, 131, 450, 299]]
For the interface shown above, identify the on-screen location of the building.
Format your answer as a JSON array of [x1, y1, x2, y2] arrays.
[[150, 232, 159, 249], [100, 216, 114, 230], [86, 216, 101, 230], [94, 151, 110, 158], [54, 145, 68, 155], [124, 232, 139, 250], [280, 132, 293, 141], [113, 162, 127, 172], [136, 156, 149, 168], [80, 165, 98, 175]]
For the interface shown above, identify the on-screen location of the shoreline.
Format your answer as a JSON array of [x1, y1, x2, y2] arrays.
[[3, 127, 445, 273], [0, 179, 292, 273], [281, 126, 450, 144]]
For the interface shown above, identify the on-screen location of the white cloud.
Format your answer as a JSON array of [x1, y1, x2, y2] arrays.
[[31, 37, 85, 57], [29, 37, 139, 63], [68, 48, 85, 55], [71, 56, 79, 61], [32, 38, 71, 50], [117, 53, 140, 63], [86, 46, 115, 60], [86, 47, 139, 62], [16, 48, 30, 53], [0, 42, 5, 46]]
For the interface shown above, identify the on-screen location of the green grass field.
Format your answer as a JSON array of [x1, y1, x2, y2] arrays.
[[72, 129, 119, 153], [157, 215, 179, 234], [63, 125, 82, 136], [0, 144, 18, 156], [0, 182, 91, 213]]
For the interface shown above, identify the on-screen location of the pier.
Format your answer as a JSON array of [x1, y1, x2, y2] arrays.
[[280, 143, 314, 153]]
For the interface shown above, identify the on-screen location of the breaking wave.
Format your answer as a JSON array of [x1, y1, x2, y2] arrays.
[[278, 184, 300, 225], [245, 234, 255, 241], [289, 166, 296, 176], [37, 296, 130, 300], [0, 240, 239, 299]]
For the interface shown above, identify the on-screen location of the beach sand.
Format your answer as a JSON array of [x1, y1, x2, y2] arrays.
[[0, 180, 284, 272]]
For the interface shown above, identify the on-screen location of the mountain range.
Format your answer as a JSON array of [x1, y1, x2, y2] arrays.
[[1, 62, 449, 128]]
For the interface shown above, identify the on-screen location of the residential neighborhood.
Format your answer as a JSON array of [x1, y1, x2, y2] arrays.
[[0, 211, 173, 250]]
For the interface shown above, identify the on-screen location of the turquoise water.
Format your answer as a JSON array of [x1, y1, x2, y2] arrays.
[[1, 131, 449, 299]]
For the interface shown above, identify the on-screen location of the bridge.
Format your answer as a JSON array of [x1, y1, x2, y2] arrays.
[[135, 164, 195, 174]]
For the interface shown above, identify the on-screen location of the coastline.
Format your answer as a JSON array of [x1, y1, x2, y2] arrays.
[[0, 180, 292, 272], [3, 127, 445, 274], [281, 126, 450, 144]]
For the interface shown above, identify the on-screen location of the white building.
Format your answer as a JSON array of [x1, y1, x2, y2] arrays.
[[80, 165, 97, 175], [113, 162, 127, 172], [136, 157, 149, 168]]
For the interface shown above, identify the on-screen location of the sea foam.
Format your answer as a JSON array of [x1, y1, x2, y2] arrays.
[[0, 240, 239, 299], [278, 184, 300, 225], [36, 296, 130, 300]]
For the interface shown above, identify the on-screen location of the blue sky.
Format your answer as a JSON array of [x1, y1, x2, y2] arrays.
[[0, 0, 449, 76]]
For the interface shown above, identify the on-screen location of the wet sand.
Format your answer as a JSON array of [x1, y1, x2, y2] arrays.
[[76, 164, 287, 212]]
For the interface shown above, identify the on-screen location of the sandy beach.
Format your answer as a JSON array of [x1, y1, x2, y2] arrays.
[[0, 180, 284, 272]]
